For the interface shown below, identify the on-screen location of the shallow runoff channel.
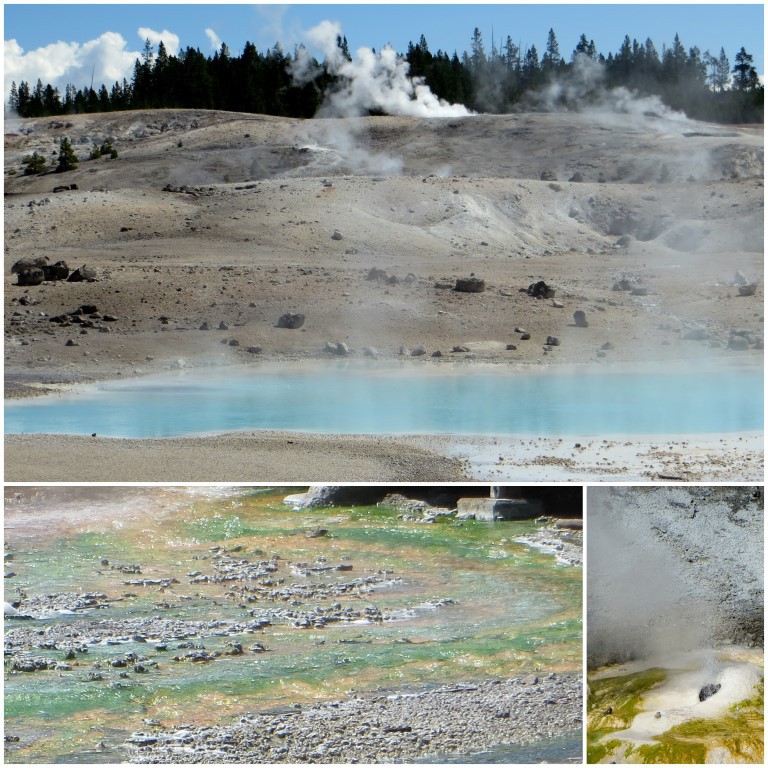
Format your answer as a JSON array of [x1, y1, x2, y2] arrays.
[[4, 486, 582, 763], [5, 360, 763, 438]]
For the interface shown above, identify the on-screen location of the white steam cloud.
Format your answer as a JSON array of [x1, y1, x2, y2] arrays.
[[205, 27, 222, 52], [137, 27, 180, 56], [528, 54, 692, 131], [293, 20, 472, 118]]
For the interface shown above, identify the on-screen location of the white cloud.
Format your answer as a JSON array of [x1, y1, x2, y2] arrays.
[[4, 32, 140, 99], [205, 27, 222, 52], [137, 27, 180, 57]]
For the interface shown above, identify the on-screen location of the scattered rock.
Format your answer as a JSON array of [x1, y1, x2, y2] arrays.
[[455, 277, 486, 293], [67, 265, 98, 282], [546, 336, 560, 347], [277, 313, 305, 329], [573, 310, 589, 328], [11, 256, 48, 274], [331, 230, 344, 241], [738, 284, 757, 296], [527, 280, 556, 299], [16, 268, 44, 286]]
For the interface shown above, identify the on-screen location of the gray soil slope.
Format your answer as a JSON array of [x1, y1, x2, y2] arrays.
[[5, 109, 764, 391], [587, 486, 764, 668]]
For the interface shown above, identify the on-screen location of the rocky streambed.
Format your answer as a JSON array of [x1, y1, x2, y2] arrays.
[[126, 673, 582, 763]]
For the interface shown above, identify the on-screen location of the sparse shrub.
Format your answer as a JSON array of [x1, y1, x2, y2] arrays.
[[22, 151, 47, 175]]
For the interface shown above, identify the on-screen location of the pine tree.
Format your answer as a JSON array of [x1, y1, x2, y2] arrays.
[[56, 137, 78, 172], [732, 47, 759, 91]]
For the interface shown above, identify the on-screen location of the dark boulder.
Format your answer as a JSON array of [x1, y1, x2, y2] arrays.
[[16, 268, 44, 286], [573, 310, 589, 328], [11, 256, 48, 274], [528, 280, 556, 299], [698, 683, 721, 702], [455, 276, 486, 293], [277, 313, 305, 329], [42, 261, 70, 281], [67, 265, 98, 282]]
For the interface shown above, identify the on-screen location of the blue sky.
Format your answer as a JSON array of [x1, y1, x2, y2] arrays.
[[4, 2, 765, 97]]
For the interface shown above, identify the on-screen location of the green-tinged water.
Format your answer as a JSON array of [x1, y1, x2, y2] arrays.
[[587, 667, 764, 764], [5, 487, 582, 763]]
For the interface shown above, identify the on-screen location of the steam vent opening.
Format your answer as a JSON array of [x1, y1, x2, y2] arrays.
[[587, 486, 764, 764]]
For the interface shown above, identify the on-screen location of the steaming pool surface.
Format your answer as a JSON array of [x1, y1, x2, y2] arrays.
[[5, 362, 763, 438]]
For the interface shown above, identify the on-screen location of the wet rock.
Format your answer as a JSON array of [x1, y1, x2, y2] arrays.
[[698, 683, 721, 702], [455, 276, 486, 293], [573, 310, 589, 328], [277, 313, 305, 329]]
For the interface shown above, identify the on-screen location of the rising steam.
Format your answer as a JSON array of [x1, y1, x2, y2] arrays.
[[526, 54, 692, 132], [587, 489, 713, 668], [292, 20, 472, 118]]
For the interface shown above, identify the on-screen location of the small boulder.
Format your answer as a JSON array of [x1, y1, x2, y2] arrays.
[[67, 265, 98, 282], [573, 310, 589, 328], [728, 335, 750, 351], [247, 345, 262, 355], [43, 261, 70, 281], [546, 336, 561, 347], [331, 230, 344, 241], [410, 345, 427, 356], [455, 276, 485, 293], [698, 683, 721, 702], [738, 284, 757, 296], [16, 268, 44, 286], [11, 256, 48, 274], [528, 280, 556, 299], [277, 313, 305, 329]]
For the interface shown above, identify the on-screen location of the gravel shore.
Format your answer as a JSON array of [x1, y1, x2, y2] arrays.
[[125, 674, 582, 763]]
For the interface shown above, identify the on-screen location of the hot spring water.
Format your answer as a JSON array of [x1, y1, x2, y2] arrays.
[[4, 487, 582, 763], [5, 362, 763, 437]]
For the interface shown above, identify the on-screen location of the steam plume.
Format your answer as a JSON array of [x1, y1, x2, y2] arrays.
[[293, 20, 472, 118]]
